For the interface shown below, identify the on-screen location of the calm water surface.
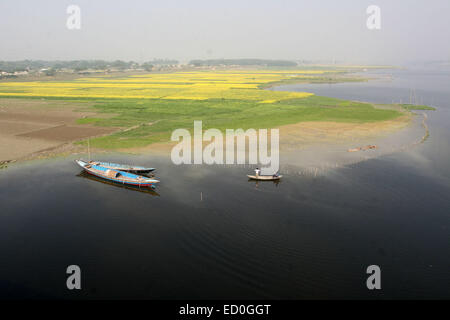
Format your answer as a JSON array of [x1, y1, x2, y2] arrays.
[[0, 69, 449, 299]]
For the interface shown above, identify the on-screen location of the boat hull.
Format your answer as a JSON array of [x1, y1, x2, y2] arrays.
[[77, 171, 160, 195], [76, 160, 159, 188], [247, 175, 282, 181], [84, 169, 156, 187]]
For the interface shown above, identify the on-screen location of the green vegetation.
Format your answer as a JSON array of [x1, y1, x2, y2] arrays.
[[74, 95, 403, 149], [260, 75, 367, 89], [400, 104, 436, 111]]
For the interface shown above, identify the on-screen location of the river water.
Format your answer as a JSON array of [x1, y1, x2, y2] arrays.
[[0, 68, 449, 299]]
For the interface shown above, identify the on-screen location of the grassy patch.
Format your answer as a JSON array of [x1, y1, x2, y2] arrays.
[[74, 95, 402, 149], [259, 76, 368, 89], [400, 104, 436, 111]]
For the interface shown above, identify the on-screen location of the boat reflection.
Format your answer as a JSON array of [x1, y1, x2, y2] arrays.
[[77, 171, 160, 196], [248, 179, 282, 189]]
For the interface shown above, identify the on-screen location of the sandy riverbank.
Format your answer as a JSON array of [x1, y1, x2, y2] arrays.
[[119, 111, 426, 172], [122, 114, 412, 154]]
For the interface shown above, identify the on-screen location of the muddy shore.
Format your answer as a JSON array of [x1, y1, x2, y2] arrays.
[[0, 98, 115, 164]]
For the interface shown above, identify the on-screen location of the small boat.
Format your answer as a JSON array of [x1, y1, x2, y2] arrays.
[[77, 171, 160, 196], [76, 160, 159, 188], [247, 174, 283, 181], [86, 160, 155, 173]]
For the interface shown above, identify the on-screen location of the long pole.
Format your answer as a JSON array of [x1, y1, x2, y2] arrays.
[[88, 138, 91, 161]]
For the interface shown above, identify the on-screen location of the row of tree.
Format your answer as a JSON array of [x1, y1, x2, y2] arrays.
[[0, 58, 300, 73], [0, 59, 179, 73]]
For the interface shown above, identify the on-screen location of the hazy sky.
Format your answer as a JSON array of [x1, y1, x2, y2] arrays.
[[1, 0, 449, 64]]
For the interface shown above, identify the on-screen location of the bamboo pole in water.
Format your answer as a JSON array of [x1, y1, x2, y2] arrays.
[[88, 138, 91, 162]]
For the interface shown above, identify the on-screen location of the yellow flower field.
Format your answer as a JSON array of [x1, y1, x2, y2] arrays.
[[0, 70, 322, 102]]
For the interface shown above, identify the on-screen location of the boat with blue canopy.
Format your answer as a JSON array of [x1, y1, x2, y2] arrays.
[[85, 160, 155, 173], [76, 160, 159, 188]]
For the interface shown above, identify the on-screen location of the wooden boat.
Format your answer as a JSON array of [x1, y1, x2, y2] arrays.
[[247, 174, 283, 181], [76, 160, 159, 188], [77, 171, 160, 196], [86, 160, 155, 173]]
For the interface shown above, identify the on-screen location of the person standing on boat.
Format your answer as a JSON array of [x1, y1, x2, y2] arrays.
[[255, 167, 261, 178]]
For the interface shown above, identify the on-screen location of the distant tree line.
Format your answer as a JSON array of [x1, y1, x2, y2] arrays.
[[0, 58, 300, 74], [189, 59, 298, 67], [148, 59, 179, 65], [0, 59, 179, 73]]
